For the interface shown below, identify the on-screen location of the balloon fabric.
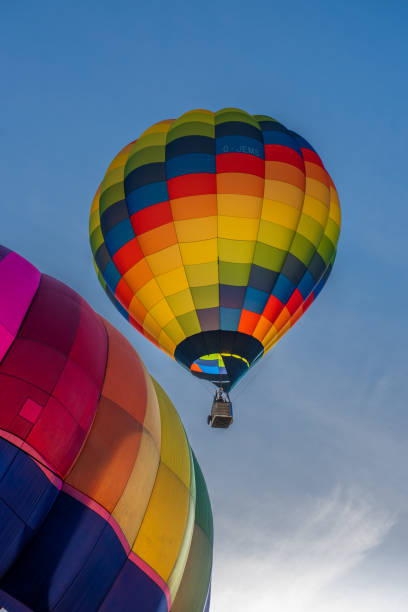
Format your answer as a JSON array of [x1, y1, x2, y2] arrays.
[[90, 108, 341, 390], [0, 245, 212, 612]]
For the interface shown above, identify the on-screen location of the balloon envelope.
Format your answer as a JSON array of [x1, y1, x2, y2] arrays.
[[90, 108, 341, 390], [0, 245, 212, 612]]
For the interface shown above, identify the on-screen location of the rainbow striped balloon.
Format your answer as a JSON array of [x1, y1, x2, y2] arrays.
[[90, 108, 341, 390], [0, 246, 212, 612]]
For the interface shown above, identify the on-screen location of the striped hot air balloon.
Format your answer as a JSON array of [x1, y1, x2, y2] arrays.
[[90, 108, 341, 393], [0, 246, 212, 612]]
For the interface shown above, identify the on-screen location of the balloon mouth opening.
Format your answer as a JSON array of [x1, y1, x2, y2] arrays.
[[191, 353, 249, 374], [190, 353, 249, 389], [175, 330, 264, 389]]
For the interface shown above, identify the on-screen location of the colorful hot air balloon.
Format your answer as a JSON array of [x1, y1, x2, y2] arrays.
[[90, 108, 341, 400], [0, 246, 212, 612]]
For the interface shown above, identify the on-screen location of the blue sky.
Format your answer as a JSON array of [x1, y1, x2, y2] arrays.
[[1, 1, 408, 609]]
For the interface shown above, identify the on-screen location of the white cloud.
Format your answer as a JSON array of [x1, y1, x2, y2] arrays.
[[211, 486, 395, 612]]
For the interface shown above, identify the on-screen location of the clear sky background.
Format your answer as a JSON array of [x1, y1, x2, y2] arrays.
[[1, 1, 407, 610]]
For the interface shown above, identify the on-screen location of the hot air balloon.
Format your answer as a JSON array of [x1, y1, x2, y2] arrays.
[[90, 108, 341, 427], [0, 245, 212, 612]]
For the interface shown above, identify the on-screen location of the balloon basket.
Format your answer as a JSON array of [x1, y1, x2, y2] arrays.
[[207, 389, 233, 429]]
